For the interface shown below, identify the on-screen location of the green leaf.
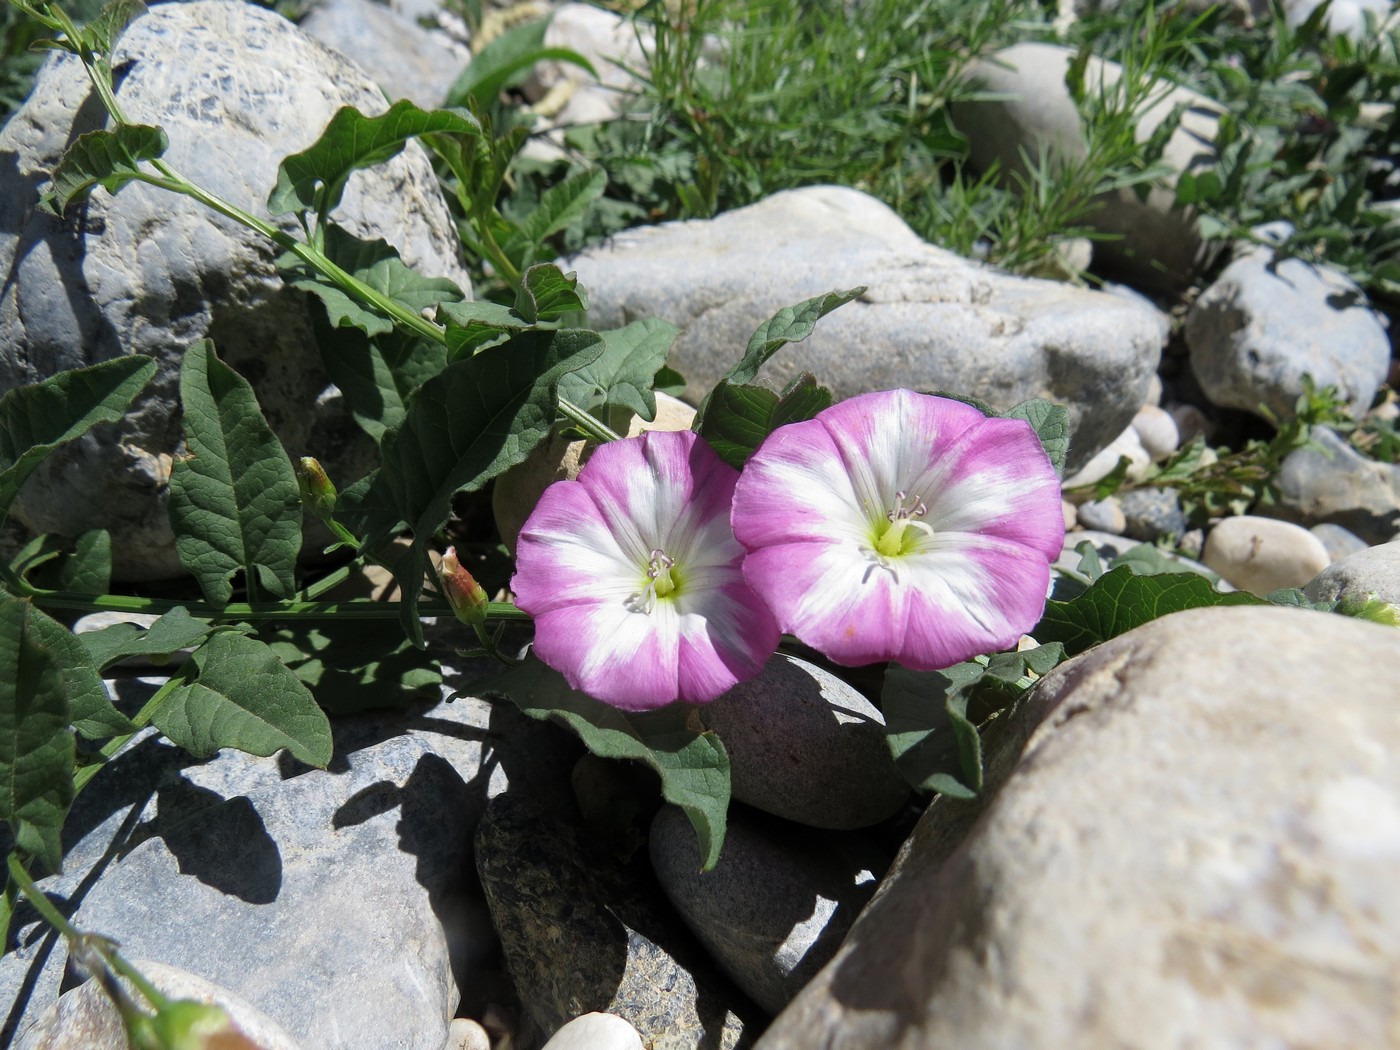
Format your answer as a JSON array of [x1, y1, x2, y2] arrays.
[[83, 0, 147, 56], [47, 124, 167, 212], [356, 328, 605, 644], [696, 373, 832, 469], [883, 661, 986, 797], [0, 356, 156, 525], [25, 608, 134, 741], [151, 631, 332, 766], [1035, 565, 1264, 657], [0, 595, 76, 872], [10, 530, 111, 594], [555, 317, 679, 422], [725, 287, 865, 386], [883, 643, 1065, 798], [260, 621, 441, 714], [313, 318, 448, 442], [284, 223, 465, 338], [488, 656, 730, 870], [504, 167, 608, 265], [1004, 398, 1070, 478], [438, 299, 534, 358], [514, 263, 588, 323], [443, 17, 597, 109], [167, 341, 302, 605], [77, 607, 215, 672], [267, 100, 480, 218]]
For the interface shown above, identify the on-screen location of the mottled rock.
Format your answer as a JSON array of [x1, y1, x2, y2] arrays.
[[475, 794, 754, 1049], [700, 653, 909, 830], [15, 961, 304, 1050], [1203, 515, 1332, 594], [758, 606, 1400, 1049], [446, 1017, 493, 1050], [1303, 539, 1400, 605], [1186, 243, 1391, 421], [650, 805, 886, 1016], [539, 1012, 645, 1050], [1265, 426, 1400, 544], [0, 0, 471, 579], [300, 0, 469, 107], [1118, 486, 1189, 541], [564, 185, 1166, 474], [1075, 497, 1126, 534], [954, 42, 1222, 291], [0, 669, 577, 1048]]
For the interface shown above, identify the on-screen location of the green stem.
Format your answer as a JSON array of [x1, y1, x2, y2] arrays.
[[6, 852, 78, 941], [72, 670, 192, 794], [558, 396, 623, 443], [24, 586, 530, 624]]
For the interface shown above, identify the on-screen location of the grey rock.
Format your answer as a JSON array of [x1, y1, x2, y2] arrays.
[[0, 0, 472, 580], [649, 805, 886, 1017], [1265, 426, 1400, 544], [1303, 539, 1400, 605], [699, 653, 909, 830], [1185, 245, 1391, 421], [0, 666, 578, 1048], [954, 43, 1223, 291], [474, 794, 754, 1050], [14, 736, 467, 1050], [1056, 530, 1217, 583], [1118, 486, 1189, 541], [758, 606, 1400, 1049], [563, 185, 1166, 474], [1074, 497, 1126, 534], [301, 0, 470, 107], [1309, 522, 1371, 563], [15, 960, 304, 1050]]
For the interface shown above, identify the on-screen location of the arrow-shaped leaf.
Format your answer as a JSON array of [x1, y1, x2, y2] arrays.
[[47, 123, 167, 213], [725, 287, 865, 386], [514, 263, 588, 323], [488, 656, 731, 870], [77, 606, 215, 672], [152, 631, 332, 767], [284, 223, 465, 337], [168, 341, 302, 605], [555, 316, 679, 422], [0, 356, 156, 525], [357, 328, 605, 643], [0, 596, 77, 873], [267, 100, 480, 218], [697, 372, 832, 469]]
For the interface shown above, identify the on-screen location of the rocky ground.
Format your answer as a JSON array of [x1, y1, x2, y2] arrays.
[[1, 1, 1399, 1048]]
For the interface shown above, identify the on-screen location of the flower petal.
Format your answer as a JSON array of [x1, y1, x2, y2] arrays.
[[513, 429, 778, 708]]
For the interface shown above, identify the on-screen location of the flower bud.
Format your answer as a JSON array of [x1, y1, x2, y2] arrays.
[[439, 546, 489, 626], [150, 1000, 258, 1049], [296, 457, 337, 521]]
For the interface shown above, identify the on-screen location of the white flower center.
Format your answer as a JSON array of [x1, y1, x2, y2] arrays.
[[625, 548, 681, 614], [872, 490, 934, 560]]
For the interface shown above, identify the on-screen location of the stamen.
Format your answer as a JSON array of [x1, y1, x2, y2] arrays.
[[627, 547, 680, 613], [874, 490, 934, 559]]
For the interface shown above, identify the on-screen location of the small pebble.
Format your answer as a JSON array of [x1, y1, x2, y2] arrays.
[[1303, 539, 1400, 606], [1119, 487, 1189, 542], [1061, 499, 1078, 532], [1310, 523, 1370, 563], [1202, 516, 1332, 595], [1166, 402, 1212, 444], [1062, 427, 1151, 489], [445, 1017, 492, 1050], [540, 1012, 644, 1050], [1076, 497, 1126, 534], [1130, 404, 1180, 461]]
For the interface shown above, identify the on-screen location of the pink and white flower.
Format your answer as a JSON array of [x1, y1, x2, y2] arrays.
[[512, 429, 780, 710], [730, 390, 1063, 670]]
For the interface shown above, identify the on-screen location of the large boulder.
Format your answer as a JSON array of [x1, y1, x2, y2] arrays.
[[758, 605, 1400, 1049], [0, 0, 472, 579], [563, 185, 1167, 474]]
